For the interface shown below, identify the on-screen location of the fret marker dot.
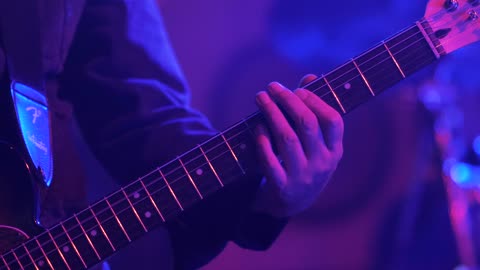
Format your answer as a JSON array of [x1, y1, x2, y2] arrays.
[[196, 168, 203, 176], [344, 83, 351, 90], [63, 246, 70, 253], [240, 144, 246, 150], [90, 230, 97, 237], [145, 211, 152, 218], [38, 260, 45, 267], [133, 192, 140, 199]]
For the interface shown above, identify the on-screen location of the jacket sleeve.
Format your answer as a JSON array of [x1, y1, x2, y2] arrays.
[[59, 0, 287, 268]]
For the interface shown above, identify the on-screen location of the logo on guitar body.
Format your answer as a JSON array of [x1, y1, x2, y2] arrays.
[[26, 106, 41, 124]]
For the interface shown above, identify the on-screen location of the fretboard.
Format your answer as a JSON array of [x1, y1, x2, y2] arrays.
[[0, 20, 444, 270]]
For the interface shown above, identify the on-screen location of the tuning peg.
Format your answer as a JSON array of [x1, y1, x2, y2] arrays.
[[444, 0, 459, 11]]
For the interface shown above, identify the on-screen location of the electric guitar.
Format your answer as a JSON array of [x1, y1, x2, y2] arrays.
[[1, 0, 479, 269]]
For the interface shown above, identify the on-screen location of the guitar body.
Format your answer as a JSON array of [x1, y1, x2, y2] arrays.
[[0, 142, 43, 254]]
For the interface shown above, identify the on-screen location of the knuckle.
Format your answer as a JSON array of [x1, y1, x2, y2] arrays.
[[315, 154, 338, 172], [280, 132, 300, 146], [325, 112, 344, 133], [328, 112, 343, 127], [298, 111, 318, 133]]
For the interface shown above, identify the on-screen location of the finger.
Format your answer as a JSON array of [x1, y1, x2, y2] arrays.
[[294, 88, 344, 156], [266, 82, 325, 160], [298, 74, 318, 88], [255, 124, 286, 186], [256, 89, 307, 171]]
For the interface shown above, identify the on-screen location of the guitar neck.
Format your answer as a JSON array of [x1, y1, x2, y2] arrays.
[[1, 20, 444, 270], [305, 21, 442, 113]]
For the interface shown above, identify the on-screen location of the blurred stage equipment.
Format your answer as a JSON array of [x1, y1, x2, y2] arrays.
[[420, 60, 480, 270]]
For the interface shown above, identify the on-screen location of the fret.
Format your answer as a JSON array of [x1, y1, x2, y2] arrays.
[[1, 255, 10, 270], [160, 162, 200, 209], [107, 191, 148, 240], [202, 135, 245, 185], [415, 21, 440, 59], [121, 188, 148, 232], [158, 168, 184, 211], [60, 223, 87, 269], [222, 121, 254, 154], [303, 79, 345, 114], [324, 62, 375, 112], [221, 134, 246, 175], [141, 171, 182, 219], [386, 25, 424, 54], [61, 217, 99, 267], [90, 201, 130, 250], [89, 208, 116, 252], [178, 158, 203, 199], [182, 146, 224, 195], [222, 125, 257, 174], [24, 238, 51, 269], [11, 249, 25, 270], [355, 44, 405, 95], [243, 114, 263, 134], [36, 232, 71, 269], [199, 145, 224, 187], [352, 59, 375, 96], [385, 25, 437, 76], [1, 252, 21, 270], [383, 42, 406, 78], [47, 225, 85, 269], [322, 76, 346, 114], [34, 238, 56, 269], [75, 209, 115, 258], [73, 215, 101, 261], [122, 181, 165, 230], [104, 198, 132, 242], [46, 231, 71, 270], [420, 20, 445, 56], [22, 244, 39, 270], [139, 179, 166, 222]]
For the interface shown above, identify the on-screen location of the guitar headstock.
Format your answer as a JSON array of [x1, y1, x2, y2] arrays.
[[425, 0, 480, 54]]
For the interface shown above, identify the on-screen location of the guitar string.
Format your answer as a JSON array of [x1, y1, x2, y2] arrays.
[[0, 24, 444, 268], [0, 26, 447, 268], [4, 38, 439, 269], [1, 4, 474, 266], [1, 9, 471, 268], [2, 138, 254, 269], [0, 47, 454, 270], [301, 13, 475, 104], [304, 25, 447, 98], [305, 0, 476, 92]]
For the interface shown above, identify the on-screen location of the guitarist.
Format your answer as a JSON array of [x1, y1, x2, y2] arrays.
[[0, 0, 343, 269]]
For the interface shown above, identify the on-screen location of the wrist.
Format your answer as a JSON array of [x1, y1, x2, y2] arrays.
[[251, 178, 290, 218]]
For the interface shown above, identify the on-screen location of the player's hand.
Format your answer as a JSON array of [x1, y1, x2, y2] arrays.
[[252, 74, 344, 218]]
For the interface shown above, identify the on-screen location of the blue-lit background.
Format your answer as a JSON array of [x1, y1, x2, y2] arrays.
[[130, 0, 480, 269]]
